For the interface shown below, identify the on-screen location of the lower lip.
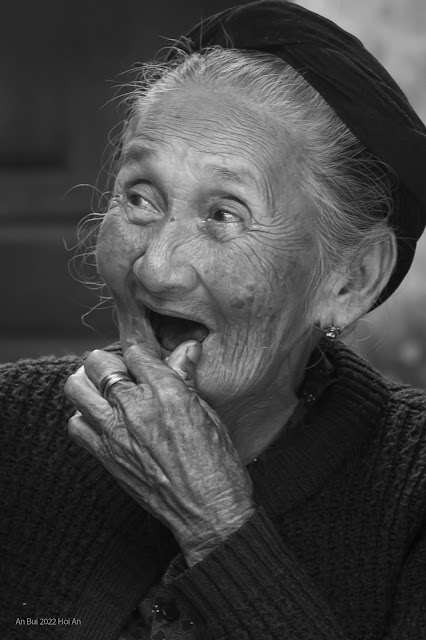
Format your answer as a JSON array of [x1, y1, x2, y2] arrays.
[[161, 346, 172, 360]]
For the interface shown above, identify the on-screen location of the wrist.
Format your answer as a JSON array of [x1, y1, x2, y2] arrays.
[[182, 506, 256, 567]]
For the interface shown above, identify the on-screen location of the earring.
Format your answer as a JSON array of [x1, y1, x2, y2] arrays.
[[324, 325, 341, 340]]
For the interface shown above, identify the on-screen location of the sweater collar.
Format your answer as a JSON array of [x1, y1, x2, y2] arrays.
[[247, 340, 390, 515]]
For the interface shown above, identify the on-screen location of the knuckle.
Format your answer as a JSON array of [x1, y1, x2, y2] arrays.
[[102, 415, 115, 434], [123, 344, 145, 368], [158, 383, 182, 404], [123, 345, 138, 368], [85, 349, 104, 367], [126, 343, 148, 356], [124, 344, 139, 358], [169, 364, 189, 381], [137, 383, 154, 401], [124, 341, 158, 364]]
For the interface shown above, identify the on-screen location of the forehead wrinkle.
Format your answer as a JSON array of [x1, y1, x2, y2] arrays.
[[120, 131, 277, 200], [203, 162, 265, 195], [124, 100, 295, 212], [162, 114, 274, 159], [132, 83, 299, 160], [132, 92, 290, 170]]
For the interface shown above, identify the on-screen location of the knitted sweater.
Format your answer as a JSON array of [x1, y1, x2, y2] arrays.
[[1, 341, 425, 639]]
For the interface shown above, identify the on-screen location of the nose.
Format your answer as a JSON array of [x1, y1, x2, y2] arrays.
[[132, 224, 199, 296]]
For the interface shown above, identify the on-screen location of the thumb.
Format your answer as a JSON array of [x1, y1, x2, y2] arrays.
[[166, 340, 202, 391]]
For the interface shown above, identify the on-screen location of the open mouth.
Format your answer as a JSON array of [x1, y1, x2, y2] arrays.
[[147, 309, 209, 352]]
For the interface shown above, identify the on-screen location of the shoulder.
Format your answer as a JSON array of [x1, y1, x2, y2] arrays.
[[326, 338, 426, 418], [383, 380, 426, 493], [326, 338, 426, 471], [0, 342, 122, 419], [329, 340, 426, 515], [0, 352, 83, 422], [377, 382, 426, 536], [386, 379, 426, 456], [0, 351, 83, 380], [388, 379, 426, 414], [372, 362, 426, 453], [0, 341, 121, 379], [0, 347, 129, 525]]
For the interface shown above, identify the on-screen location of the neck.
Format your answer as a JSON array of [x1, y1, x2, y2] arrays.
[[224, 395, 300, 464], [214, 338, 316, 465]]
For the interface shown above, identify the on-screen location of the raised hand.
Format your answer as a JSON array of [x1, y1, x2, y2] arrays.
[[64, 340, 254, 566]]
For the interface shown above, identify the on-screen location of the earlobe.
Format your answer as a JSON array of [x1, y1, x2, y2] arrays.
[[313, 269, 354, 331]]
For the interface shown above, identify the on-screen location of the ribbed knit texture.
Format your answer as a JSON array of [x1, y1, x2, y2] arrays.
[[1, 341, 425, 639]]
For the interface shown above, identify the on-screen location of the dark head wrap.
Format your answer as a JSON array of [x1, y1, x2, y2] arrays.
[[167, 0, 426, 306]]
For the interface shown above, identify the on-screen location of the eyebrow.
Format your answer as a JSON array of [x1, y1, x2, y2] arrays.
[[119, 144, 157, 169]]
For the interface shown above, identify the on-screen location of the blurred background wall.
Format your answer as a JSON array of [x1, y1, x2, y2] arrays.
[[0, 0, 251, 361], [1, 0, 426, 388], [297, 0, 426, 388]]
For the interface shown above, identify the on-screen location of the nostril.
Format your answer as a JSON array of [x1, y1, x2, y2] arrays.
[[133, 248, 198, 294]]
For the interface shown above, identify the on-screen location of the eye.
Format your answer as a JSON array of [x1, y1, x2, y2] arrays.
[[109, 181, 163, 225], [127, 191, 153, 210], [204, 207, 245, 241], [109, 190, 153, 211], [208, 210, 241, 224]]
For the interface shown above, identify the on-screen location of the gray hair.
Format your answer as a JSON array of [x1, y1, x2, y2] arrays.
[[121, 47, 397, 309]]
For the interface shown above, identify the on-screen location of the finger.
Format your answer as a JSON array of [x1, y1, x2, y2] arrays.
[[166, 341, 201, 392], [69, 406, 129, 464], [80, 350, 156, 417], [68, 412, 142, 495], [83, 350, 144, 408], [73, 365, 99, 394], [83, 349, 128, 390], [65, 366, 114, 430], [123, 342, 181, 388], [118, 308, 162, 359], [68, 410, 103, 454]]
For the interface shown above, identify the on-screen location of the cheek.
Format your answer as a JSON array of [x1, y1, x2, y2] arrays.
[[215, 256, 311, 356], [205, 241, 300, 325], [96, 213, 138, 288], [230, 293, 254, 310]]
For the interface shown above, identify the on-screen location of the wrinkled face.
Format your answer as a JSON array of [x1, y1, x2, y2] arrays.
[[96, 85, 316, 408]]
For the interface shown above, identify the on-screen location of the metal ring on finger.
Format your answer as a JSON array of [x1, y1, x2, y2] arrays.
[[99, 370, 134, 402]]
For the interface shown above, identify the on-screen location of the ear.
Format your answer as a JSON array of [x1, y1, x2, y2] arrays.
[[315, 232, 397, 331]]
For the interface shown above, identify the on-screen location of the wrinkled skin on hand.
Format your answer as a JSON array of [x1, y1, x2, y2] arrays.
[[64, 340, 254, 566]]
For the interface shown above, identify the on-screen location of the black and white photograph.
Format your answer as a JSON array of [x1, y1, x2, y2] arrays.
[[1, 1, 426, 638]]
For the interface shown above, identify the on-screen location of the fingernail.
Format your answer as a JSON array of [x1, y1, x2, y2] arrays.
[[186, 341, 201, 364]]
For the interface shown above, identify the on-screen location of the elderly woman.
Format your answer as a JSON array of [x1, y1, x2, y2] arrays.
[[2, 1, 426, 639]]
